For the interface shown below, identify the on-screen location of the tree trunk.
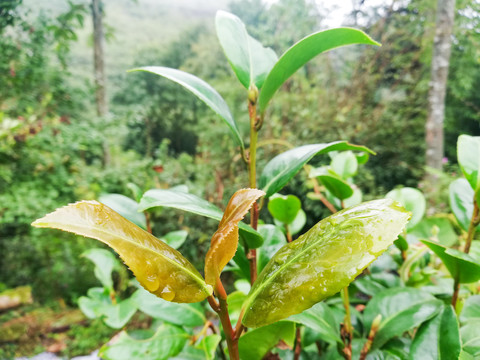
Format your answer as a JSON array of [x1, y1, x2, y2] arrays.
[[425, 0, 455, 174], [91, 0, 107, 116]]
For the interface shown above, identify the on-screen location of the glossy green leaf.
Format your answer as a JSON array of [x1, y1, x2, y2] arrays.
[[99, 193, 146, 229], [275, 209, 307, 236], [393, 235, 409, 252], [460, 295, 480, 324], [130, 67, 243, 149], [132, 287, 205, 327], [450, 178, 476, 232], [331, 151, 358, 179], [171, 334, 221, 360], [82, 248, 121, 290], [421, 239, 480, 283], [78, 287, 111, 319], [386, 187, 425, 228], [139, 189, 263, 248], [258, 28, 380, 112], [205, 188, 264, 286], [161, 230, 188, 250], [238, 321, 295, 360], [289, 302, 342, 344], [127, 182, 143, 202], [461, 320, 480, 357], [363, 287, 443, 349], [259, 142, 374, 198], [344, 187, 363, 208], [99, 324, 189, 360], [458, 135, 480, 193], [242, 199, 409, 328], [257, 224, 286, 273], [227, 291, 247, 324], [215, 10, 277, 89], [410, 305, 461, 360], [101, 298, 138, 329], [268, 194, 301, 224], [408, 217, 457, 246], [318, 173, 354, 200], [354, 273, 401, 297], [32, 201, 212, 303]]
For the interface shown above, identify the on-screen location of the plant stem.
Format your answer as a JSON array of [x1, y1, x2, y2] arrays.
[[451, 277, 460, 308], [341, 287, 353, 360], [293, 327, 302, 360], [359, 315, 381, 360], [285, 224, 293, 243], [311, 177, 338, 213], [464, 201, 479, 254]]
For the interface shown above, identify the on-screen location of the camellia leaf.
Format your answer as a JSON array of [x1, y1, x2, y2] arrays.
[[267, 194, 301, 224], [258, 28, 380, 112], [238, 321, 295, 360], [259, 142, 374, 198], [205, 188, 265, 286], [129, 67, 244, 150], [132, 287, 205, 327], [386, 187, 426, 229], [461, 320, 480, 357], [410, 305, 461, 360], [99, 324, 189, 360], [331, 151, 358, 179], [82, 248, 121, 290], [318, 173, 354, 200], [458, 135, 480, 193], [289, 302, 342, 345], [139, 189, 263, 248], [363, 287, 442, 349], [99, 193, 146, 229], [32, 201, 212, 303], [407, 217, 457, 247], [421, 239, 480, 283], [161, 230, 188, 250], [215, 10, 278, 89], [449, 178, 476, 232], [241, 199, 409, 328], [460, 295, 480, 324], [257, 224, 286, 274]]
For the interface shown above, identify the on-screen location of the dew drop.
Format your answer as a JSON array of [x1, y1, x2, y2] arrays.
[[160, 285, 175, 301]]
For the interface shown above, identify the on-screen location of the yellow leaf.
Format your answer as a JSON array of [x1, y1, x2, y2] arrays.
[[205, 189, 265, 286], [32, 200, 212, 303]]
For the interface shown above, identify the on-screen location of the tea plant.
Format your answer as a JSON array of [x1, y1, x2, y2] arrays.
[[30, 10, 438, 360]]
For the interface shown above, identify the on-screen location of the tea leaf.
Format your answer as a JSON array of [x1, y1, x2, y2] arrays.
[[139, 189, 264, 248], [242, 199, 409, 328], [460, 295, 480, 324], [205, 188, 265, 286], [32, 201, 212, 303], [318, 173, 354, 200], [82, 248, 121, 290], [461, 320, 480, 357], [238, 321, 295, 360], [99, 193, 146, 229], [129, 67, 244, 150], [410, 305, 461, 360], [449, 178, 476, 232], [258, 28, 380, 112], [458, 135, 480, 193], [259, 142, 374, 198], [257, 225, 286, 273], [331, 151, 358, 179], [422, 239, 480, 283], [386, 187, 426, 228], [216, 10, 277, 89], [99, 324, 189, 360], [267, 194, 301, 225], [161, 230, 188, 250]]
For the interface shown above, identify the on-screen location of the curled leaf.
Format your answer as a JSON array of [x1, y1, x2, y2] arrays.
[[205, 189, 265, 286], [32, 201, 212, 303], [242, 199, 410, 328]]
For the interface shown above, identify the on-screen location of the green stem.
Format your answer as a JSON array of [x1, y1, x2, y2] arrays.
[[341, 287, 353, 360], [464, 201, 479, 254]]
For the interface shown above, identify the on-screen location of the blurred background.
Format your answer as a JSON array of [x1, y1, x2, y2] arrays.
[[1, 0, 479, 358]]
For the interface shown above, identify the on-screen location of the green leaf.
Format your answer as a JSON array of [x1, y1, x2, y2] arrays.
[[132, 287, 205, 327], [386, 187, 425, 228], [450, 178, 476, 232], [32, 201, 212, 303], [344, 187, 363, 208], [259, 142, 374, 198], [139, 189, 263, 248], [460, 295, 480, 324], [289, 302, 342, 344], [268, 194, 301, 224], [238, 321, 295, 360], [82, 248, 121, 290], [407, 217, 457, 247], [461, 320, 480, 357], [421, 239, 480, 283], [458, 135, 480, 193], [78, 287, 111, 319], [227, 290, 248, 324], [101, 298, 138, 329], [172, 334, 221, 360], [318, 173, 354, 200], [242, 199, 409, 328], [130, 67, 243, 149], [331, 151, 358, 179], [215, 11, 277, 89], [205, 188, 264, 286], [258, 28, 380, 112], [99, 193, 146, 229], [99, 324, 189, 360], [410, 305, 461, 360], [363, 287, 443, 349], [161, 230, 188, 250], [257, 224, 286, 274]]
